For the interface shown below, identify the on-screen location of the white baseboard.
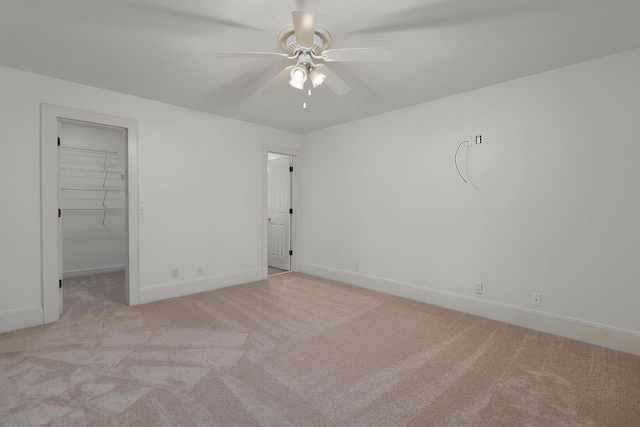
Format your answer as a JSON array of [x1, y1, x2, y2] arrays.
[[63, 265, 126, 279], [300, 262, 640, 356], [139, 269, 262, 304], [0, 306, 44, 334]]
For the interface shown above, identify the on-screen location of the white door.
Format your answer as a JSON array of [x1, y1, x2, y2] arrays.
[[268, 156, 291, 270]]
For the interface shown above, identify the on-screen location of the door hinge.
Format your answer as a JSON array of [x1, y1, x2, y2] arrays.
[[289, 208, 293, 214], [289, 166, 293, 172], [58, 208, 61, 218], [57, 137, 61, 146], [59, 279, 62, 289], [289, 250, 293, 256]]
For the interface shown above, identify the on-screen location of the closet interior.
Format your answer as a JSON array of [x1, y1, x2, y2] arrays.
[[58, 119, 127, 311]]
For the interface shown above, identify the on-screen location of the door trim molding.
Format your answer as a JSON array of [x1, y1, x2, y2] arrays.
[[41, 104, 139, 323], [262, 145, 299, 279]]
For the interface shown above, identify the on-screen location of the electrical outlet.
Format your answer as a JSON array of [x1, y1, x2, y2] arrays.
[[475, 135, 482, 145], [531, 292, 541, 306], [172, 269, 179, 279], [197, 266, 203, 276], [475, 282, 483, 294], [464, 135, 472, 147]]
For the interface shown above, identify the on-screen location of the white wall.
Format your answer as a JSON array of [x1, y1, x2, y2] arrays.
[[298, 48, 640, 354], [59, 121, 127, 276], [2, 48, 638, 354], [0, 65, 300, 332]]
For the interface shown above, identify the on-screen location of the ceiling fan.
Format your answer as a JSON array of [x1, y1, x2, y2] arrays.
[[215, 11, 393, 96]]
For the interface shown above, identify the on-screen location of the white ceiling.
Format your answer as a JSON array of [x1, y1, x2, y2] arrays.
[[1, 0, 639, 134]]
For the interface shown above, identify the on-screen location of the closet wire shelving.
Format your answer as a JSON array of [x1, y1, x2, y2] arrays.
[[59, 144, 125, 225]]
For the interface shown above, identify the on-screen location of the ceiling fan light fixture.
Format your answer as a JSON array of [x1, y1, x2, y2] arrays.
[[309, 67, 326, 88], [289, 65, 307, 90]]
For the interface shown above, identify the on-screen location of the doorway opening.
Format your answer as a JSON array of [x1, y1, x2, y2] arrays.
[[264, 148, 298, 277], [41, 104, 139, 324], [58, 119, 127, 313], [267, 153, 293, 276]]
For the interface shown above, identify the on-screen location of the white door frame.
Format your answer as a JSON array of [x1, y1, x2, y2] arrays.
[[41, 104, 139, 323], [262, 145, 299, 278]]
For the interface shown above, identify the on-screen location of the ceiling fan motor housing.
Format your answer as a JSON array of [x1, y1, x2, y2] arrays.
[[277, 25, 332, 56]]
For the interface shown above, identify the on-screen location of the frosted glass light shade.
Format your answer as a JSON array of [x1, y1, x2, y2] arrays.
[[289, 66, 307, 90], [309, 67, 326, 88]]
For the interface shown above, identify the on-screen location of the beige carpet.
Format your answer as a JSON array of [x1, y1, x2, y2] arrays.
[[1, 272, 639, 426], [267, 267, 289, 276]]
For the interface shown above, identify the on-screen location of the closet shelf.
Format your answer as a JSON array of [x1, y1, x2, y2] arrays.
[[60, 166, 125, 175], [60, 187, 120, 192], [60, 144, 121, 155], [61, 208, 119, 212], [59, 138, 124, 226]]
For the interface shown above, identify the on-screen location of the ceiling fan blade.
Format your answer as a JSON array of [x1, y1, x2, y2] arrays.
[[216, 52, 289, 59], [292, 11, 316, 49], [322, 48, 394, 62], [111, 0, 264, 33], [293, 0, 329, 19], [316, 64, 350, 96], [352, 1, 540, 34], [294, 0, 312, 11], [208, 63, 279, 108], [260, 66, 296, 95]]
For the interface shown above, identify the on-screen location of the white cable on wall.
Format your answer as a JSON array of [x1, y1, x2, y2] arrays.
[[454, 140, 469, 183], [454, 136, 480, 190]]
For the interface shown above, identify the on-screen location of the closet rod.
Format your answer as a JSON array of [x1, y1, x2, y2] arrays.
[[59, 144, 121, 154]]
